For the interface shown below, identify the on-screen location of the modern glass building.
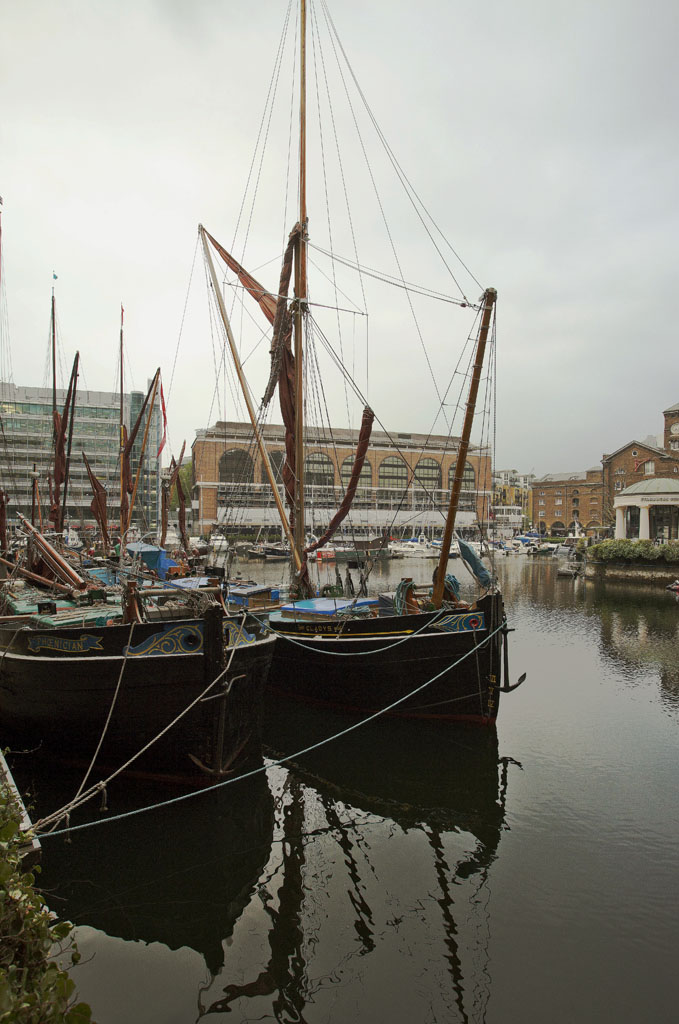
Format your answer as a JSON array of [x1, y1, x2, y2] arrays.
[[0, 381, 162, 535]]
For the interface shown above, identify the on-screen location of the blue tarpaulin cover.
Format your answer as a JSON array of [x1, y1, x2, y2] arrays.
[[126, 543, 178, 580], [456, 538, 492, 589]]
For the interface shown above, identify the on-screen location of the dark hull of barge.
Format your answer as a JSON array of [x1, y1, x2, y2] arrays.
[[268, 591, 505, 725], [0, 613, 276, 779]]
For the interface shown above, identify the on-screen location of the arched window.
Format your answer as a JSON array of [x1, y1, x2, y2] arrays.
[[413, 457, 441, 492], [449, 464, 476, 510], [378, 456, 408, 496], [448, 464, 475, 491], [340, 455, 372, 489], [264, 449, 286, 484], [219, 448, 254, 483], [304, 451, 335, 487]]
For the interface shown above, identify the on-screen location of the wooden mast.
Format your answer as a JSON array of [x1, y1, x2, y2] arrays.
[[51, 290, 57, 442], [293, 0, 308, 560], [118, 305, 125, 543], [125, 368, 160, 535], [431, 288, 497, 608], [199, 226, 303, 572], [60, 352, 79, 534]]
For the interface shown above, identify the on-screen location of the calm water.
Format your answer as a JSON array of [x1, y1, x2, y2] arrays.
[[9, 555, 679, 1023]]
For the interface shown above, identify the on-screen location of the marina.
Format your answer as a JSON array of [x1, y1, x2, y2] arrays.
[[1, 1, 678, 1022], [5, 554, 679, 1024]]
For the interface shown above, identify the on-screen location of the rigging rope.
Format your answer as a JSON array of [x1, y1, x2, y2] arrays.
[[35, 617, 506, 839], [33, 611, 249, 834], [319, 0, 483, 298]]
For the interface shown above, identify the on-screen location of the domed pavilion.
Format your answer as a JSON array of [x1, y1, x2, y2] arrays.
[[613, 478, 679, 541]]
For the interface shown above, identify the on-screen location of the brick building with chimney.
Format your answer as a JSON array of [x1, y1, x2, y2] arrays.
[[531, 401, 679, 538]]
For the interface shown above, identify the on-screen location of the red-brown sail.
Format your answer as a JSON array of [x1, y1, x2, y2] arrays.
[[176, 474, 190, 555], [120, 374, 156, 528], [304, 405, 375, 554], [160, 442, 185, 549], [82, 451, 110, 551], [0, 489, 7, 553], [49, 354, 78, 532], [203, 230, 278, 325], [206, 225, 302, 527]]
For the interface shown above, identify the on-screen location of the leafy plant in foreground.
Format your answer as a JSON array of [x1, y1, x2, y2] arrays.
[[0, 782, 93, 1023]]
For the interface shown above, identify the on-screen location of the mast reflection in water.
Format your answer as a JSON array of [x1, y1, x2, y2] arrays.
[[7, 556, 679, 1023], [199, 708, 513, 1022]]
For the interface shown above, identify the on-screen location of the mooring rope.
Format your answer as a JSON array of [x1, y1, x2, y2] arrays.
[[34, 612, 247, 834], [70, 619, 137, 807], [35, 618, 505, 839], [257, 604, 451, 656]]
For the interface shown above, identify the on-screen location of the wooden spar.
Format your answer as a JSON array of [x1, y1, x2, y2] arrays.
[[60, 352, 79, 534], [119, 305, 125, 542], [299, 0, 307, 257], [125, 368, 160, 535], [51, 290, 57, 442], [31, 462, 37, 526], [0, 555, 74, 594], [293, 0, 308, 560], [199, 226, 303, 572], [17, 513, 87, 590], [431, 288, 497, 609]]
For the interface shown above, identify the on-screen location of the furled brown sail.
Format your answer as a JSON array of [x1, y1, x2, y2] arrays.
[[304, 405, 374, 554], [82, 451, 110, 551]]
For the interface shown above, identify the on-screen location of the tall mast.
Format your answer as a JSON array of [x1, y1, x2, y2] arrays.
[[51, 289, 57, 440], [200, 227, 302, 571], [60, 352, 79, 533], [432, 288, 497, 608], [119, 304, 125, 542], [293, 0, 308, 557], [126, 368, 160, 535]]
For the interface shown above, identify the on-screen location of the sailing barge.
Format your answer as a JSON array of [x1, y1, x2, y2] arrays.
[[0, 508, 275, 779], [268, 592, 508, 724], [196, 0, 525, 726], [0, 580, 275, 777]]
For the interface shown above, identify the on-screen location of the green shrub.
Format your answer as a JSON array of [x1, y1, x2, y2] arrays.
[[586, 539, 679, 564], [0, 783, 93, 1023]]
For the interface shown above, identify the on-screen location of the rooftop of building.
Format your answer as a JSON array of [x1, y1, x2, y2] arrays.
[[534, 471, 589, 483], [602, 438, 668, 462], [620, 478, 679, 496], [195, 420, 489, 453]]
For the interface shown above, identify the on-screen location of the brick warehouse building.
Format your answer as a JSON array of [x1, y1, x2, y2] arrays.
[[531, 468, 604, 536], [192, 421, 492, 538], [532, 401, 679, 537]]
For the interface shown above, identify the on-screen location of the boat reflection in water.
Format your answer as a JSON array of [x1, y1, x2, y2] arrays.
[[198, 700, 518, 1023], [10, 757, 275, 977], [11, 700, 518, 1022]]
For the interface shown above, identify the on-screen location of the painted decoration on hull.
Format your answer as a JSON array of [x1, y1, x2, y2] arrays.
[[125, 624, 204, 658], [430, 612, 486, 633], [27, 634, 104, 654], [224, 621, 258, 647]]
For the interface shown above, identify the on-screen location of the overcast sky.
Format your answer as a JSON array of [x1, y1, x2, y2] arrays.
[[1, 0, 677, 478]]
